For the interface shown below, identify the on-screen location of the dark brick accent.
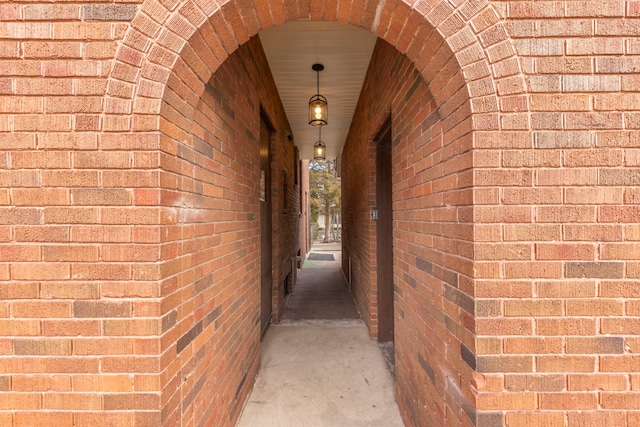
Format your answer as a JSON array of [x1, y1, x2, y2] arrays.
[[176, 321, 202, 354], [444, 284, 474, 315], [221, 96, 235, 121], [14, 339, 71, 355], [203, 305, 222, 328], [193, 136, 214, 159], [444, 315, 457, 333], [193, 273, 213, 295], [235, 371, 248, 399], [476, 412, 505, 427], [421, 110, 441, 133], [161, 310, 177, 333], [565, 262, 624, 279], [447, 375, 476, 426], [418, 353, 436, 384], [461, 343, 477, 370], [403, 272, 417, 288], [566, 336, 625, 354], [73, 301, 131, 318], [442, 269, 459, 287], [83, 4, 137, 21], [177, 142, 196, 163], [1, 208, 42, 225], [599, 169, 640, 185], [405, 74, 421, 101], [416, 256, 433, 274], [476, 299, 502, 317], [0, 376, 10, 391], [477, 355, 534, 373]]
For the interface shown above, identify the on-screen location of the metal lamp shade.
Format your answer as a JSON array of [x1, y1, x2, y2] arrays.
[[313, 140, 326, 160], [309, 94, 328, 126]]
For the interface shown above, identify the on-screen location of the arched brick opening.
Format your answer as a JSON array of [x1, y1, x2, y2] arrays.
[[100, 1, 528, 426], [106, 0, 527, 133], [1, 0, 638, 425]]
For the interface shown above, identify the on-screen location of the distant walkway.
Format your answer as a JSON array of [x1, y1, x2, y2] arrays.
[[236, 246, 404, 427], [282, 267, 359, 320], [301, 241, 342, 268]]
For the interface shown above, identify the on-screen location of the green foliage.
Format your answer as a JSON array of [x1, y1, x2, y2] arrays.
[[309, 160, 341, 242]]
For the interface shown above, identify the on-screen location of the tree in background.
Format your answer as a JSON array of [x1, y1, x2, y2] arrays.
[[309, 159, 341, 243]]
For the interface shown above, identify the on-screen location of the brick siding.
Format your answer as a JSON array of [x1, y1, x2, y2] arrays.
[[341, 0, 640, 425], [0, 0, 639, 426], [159, 36, 298, 426], [343, 38, 476, 427]]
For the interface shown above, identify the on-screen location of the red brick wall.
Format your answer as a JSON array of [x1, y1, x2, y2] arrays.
[[1, 0, 639, 426], [0, 24, 298, 427], [342, 38, 476, 427], [341, 108, 377, 338], [472, 2, 640, 424], [158, 36, 297, 426], [1, 2, 165, 425], [342, 2, 640, 426]]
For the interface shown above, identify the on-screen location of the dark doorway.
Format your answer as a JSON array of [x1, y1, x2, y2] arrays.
[[260, 115, 273, 336], [376, 119, 394, 343]]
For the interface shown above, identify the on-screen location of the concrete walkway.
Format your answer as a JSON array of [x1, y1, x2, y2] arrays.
[[301, 241, 342, 269], [236, 245, 404, 427]]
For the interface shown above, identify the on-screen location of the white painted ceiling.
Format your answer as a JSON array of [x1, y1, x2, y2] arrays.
[[259, 21, 377, 160]]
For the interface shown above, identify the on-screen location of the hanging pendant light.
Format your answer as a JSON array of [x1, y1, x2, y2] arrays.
[[309, 63, 328, 126], [313, 126, 326, 160]]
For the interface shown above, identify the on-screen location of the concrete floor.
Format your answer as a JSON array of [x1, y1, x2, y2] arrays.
[[236, 244, 404, 427]]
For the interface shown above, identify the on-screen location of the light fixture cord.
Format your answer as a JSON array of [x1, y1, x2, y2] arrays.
[[316, 69, 320, 95]]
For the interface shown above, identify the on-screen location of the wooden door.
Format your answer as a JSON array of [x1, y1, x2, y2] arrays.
[[260, 117, 272, 336], [376, 121, 394, 343]]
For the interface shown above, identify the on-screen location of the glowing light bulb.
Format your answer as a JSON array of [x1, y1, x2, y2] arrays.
[[315, 106, 322, 114], [315, 113, 322, 119]]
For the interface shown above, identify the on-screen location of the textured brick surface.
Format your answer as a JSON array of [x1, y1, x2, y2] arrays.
[[0, 2, 299, 425], [339, 0, 639, 425], [153, 36, 298, 427], [1, 0, 639, 426], [343, 39, 476, 427]]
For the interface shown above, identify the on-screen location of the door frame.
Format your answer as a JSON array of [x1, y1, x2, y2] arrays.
[[260, 111, 274, 337], [375, 118, 394, 343]]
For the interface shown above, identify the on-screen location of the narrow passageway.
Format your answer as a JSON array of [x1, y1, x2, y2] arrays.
[[236, 244, 404, 427], [282, 243, 358, 321]]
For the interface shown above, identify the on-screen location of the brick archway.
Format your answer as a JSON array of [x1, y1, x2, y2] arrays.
[[104, 0, 528, 135], [2, 0, 638, 425], [101, 1, 528, 426]]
